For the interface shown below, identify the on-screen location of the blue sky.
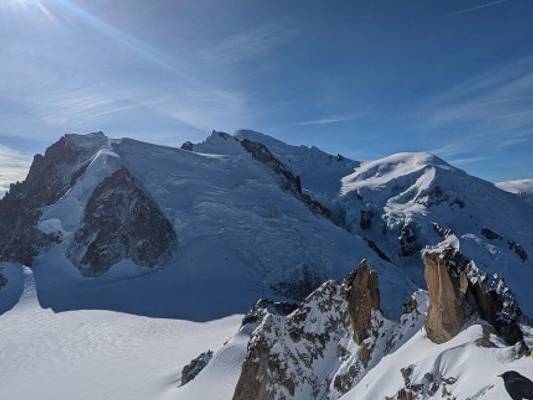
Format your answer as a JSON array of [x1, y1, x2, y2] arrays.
[[1, 0, 532, 183]]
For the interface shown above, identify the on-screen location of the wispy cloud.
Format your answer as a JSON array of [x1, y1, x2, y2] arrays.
[[447, 0, 508, 16], [448, 155, 491, 166], [419, 56, 533, 148], [196, 22, 297, 65], [289, 112, 368, 127], [0, 145, 31, 196], [0, 1, 298, 138]]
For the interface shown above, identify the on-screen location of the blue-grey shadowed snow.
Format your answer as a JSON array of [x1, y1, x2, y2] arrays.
[[0, 263, 24, 314], [27, 133, 413, 321]]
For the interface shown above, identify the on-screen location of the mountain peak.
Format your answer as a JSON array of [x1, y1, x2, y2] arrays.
[[64, 131, 108, 149]]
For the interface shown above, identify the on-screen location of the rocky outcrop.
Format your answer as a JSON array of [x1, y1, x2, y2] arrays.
[[232, 261, 426, 400], [68, 167, 176, 276], [423, 245, 523, 344], [242, 299, 298, 326], [365, 239, 392, 262], [0, 133, 105, 265], [481, 227, 502, 240], [180, 141, 194, 151], [423, 249, 466, 344], [347, 260, 380, 344], [385, 367, 458, 400], [0, 271, 7, 289], [180, 350, 213, 386], [359, 209, 374, 230], [239, 138, 335, 221], [432, 222, 454, 239], [508, 240, 528, 262], [399, 223, 422, 257]]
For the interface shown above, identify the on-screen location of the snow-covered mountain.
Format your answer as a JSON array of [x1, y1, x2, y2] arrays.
[[0, 130, 421, 320], [497, 178, 533, 194], [0, 129, 532, 399], [497, 178, 533, 207], [180, 245, 532, 400]]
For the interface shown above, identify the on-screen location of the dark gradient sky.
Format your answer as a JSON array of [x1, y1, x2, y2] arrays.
[[1, 0, 533, 182]]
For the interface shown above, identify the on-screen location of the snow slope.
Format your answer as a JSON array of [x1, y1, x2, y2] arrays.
[[182, 258, 533, 400], [23, 132, 411, 320], [1, 130, 532, 400], [497, 178, 533, 207], [1, 130, 532, 318], [341, 323, 533, 400], [233, 130, 359, 197], [0, 266, 242, 400], [496, 178, 533, 194], [237, 133, 533, 316], [335, 151, 533, 314]]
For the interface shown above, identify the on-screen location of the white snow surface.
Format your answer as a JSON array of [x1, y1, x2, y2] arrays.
[[496, 178, 533, 194], [340, 323, 533, 400], [234, 130, 359, 197], [0, 264, 243, 400], [32, 132, 412, 320], [1, 130, 533, 400], [497, 178, 533, 207]]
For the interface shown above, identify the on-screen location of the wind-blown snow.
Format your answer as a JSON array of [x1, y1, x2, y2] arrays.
[[497, 178, 533, 207], [496, 178, 533, 194]]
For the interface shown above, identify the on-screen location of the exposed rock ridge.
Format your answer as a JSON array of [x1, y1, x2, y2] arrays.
[[0, 133, 106, 265], [242, 299, 299, 326], [423, 244, 524, 344], [239, 137, 338, 223], [232, 261, 426, 400], [346, 259, 380, 344], [231, 247, 529, 400], [180, 350, 213, 386], [68, 167, 176, 276]]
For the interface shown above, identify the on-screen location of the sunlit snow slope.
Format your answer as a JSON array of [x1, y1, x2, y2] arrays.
[[0, 264, 242, 400]]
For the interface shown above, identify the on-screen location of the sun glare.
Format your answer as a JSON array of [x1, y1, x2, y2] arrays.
[[1, 0, 55, 20]]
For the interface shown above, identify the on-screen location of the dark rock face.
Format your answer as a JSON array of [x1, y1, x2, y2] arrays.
[[423, 246, 523, 344], [232, 262, 426, 400], [0, 271, 7, 289], [365, 239, 391, 262], [271, 264, 326, 301], [0, 134, 102, 265], [481, 227, 502, 240], [180, 141, 194, 151], [360, 209, 374, 230], [233, 337, 290, 400], [399, 223, 422, 257], [385, 369, 457, 400], [508, 240, 528, 262], [418, 185, 448, 207], [432, 222, 454, 239], [180, 350, 213, 386], [239, 138, 335, 222], [242, 299, 298, 326], [347, 259, 381, 344], [68, 168, 176, 276]]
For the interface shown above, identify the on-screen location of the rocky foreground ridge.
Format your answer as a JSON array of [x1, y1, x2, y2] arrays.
[[180, 241, 531, 400]]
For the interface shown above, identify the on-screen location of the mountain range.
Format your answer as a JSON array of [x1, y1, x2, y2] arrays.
[[0, 130, 531, 400]]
